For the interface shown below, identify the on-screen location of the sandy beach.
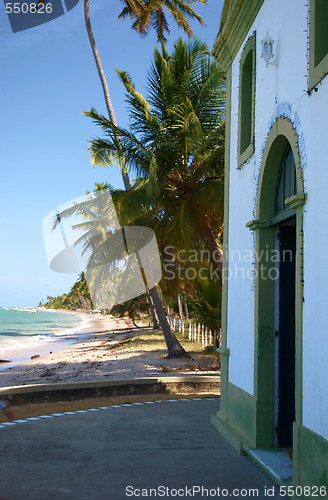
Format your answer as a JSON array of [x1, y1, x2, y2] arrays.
[[0, 314, 218, 388]]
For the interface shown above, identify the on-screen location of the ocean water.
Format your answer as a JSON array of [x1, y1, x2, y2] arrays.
[[0, 307, 88, 369]]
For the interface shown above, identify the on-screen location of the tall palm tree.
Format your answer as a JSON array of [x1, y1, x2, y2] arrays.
[[85, 38, 225, 261], [84, 38, 225, 329], [83, 0, 208, 352]]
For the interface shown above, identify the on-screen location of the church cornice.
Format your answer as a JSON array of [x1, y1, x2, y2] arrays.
[[212, 0, 265, 70]]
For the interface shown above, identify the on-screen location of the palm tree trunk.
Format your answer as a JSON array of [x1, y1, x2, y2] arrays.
[[84, 0, 131, 190], [163, 295, 172, 327], [137, 258, 186, 356], [177, 293, 184, 320], [149, 287, 189, 358], [146, 289, 159, 330], [184, 299, 189, 321], [84, 1, 187, 356], [200, 223, 222, 271]]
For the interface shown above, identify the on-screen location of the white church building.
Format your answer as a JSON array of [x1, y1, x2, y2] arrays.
[[212, 0, 328, 490]]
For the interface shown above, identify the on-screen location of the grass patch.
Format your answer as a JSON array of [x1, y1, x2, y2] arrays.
[[115, 327, 218, 360]]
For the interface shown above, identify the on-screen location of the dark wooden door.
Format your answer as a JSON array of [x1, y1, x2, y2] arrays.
[[277, 221, 296, 447]]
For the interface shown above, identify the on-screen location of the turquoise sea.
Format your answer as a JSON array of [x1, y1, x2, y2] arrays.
[[0, 307, 87, 370]]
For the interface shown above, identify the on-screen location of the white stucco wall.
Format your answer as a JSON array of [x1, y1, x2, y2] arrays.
[[226, 0, 328, 439], [226, 164, 255, 395], [301, 85, 328, 440]]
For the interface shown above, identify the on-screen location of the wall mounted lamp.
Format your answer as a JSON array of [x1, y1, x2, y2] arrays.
[[261, 32, 278, 67]]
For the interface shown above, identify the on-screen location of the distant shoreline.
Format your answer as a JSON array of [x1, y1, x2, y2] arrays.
[[0, 315, 136, 388], [0, 309, 94, 373]]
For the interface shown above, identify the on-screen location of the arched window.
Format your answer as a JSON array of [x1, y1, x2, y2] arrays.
[[238, 32, 256, 167], [275, 146, 297, 215]]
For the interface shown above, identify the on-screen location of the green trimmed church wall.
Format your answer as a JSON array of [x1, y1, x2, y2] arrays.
[[227, 382, 256, 445], [293, 423, 328, 495], [212, 0, 328, 491]]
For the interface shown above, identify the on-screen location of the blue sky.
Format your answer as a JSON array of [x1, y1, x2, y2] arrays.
[[0, 0, 223, 307]]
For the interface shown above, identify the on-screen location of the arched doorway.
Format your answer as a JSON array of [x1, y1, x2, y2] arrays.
[[273, 145, 297, 448], [251, 118, 305, 450]]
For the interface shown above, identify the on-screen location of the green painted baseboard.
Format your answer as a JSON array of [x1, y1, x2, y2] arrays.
[[293, 422, 328, 497], [226, 382, 257, 445], [211, 412, 248, 455]]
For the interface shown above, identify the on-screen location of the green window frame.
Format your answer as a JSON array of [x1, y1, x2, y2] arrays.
[[275, 146, 297, 215], [238, 32, 256, 168], [309, 0, 328, 90]]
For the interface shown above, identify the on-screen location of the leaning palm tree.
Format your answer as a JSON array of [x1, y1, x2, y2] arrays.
[[84, 38, 225, 330], [84, 0, 208, 351]]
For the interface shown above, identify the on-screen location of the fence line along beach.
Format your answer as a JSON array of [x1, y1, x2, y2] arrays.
[[0, 309, 220, 390]]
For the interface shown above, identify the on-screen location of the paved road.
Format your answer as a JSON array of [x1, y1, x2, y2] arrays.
[[0, 399, 281, 499]]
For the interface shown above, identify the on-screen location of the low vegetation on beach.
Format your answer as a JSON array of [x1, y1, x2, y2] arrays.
[[0, 316, 219, 390], [115, 328, 219, 368]]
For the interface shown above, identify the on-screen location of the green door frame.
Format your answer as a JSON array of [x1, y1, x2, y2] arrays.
[[249, 117, 306, 448], [212, 118, 306, 466]]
